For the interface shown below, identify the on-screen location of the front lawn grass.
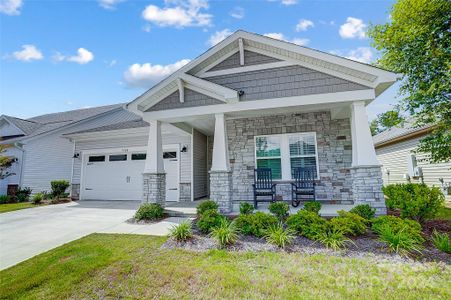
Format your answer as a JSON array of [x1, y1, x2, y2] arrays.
[[1, 234, 449, 299], [0, 202, 36, 214]]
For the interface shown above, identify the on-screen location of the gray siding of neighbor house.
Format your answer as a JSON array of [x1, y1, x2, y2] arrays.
[[205, 65, 368, 101], [207, 50, 281, 72], [376, 136, 451, 201], [148, 88, 223, 111], [226, 111, 354, 203], [192, 129, 208, 199]]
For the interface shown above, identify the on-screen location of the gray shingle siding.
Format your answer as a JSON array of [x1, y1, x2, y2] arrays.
[[148, 88, 224, 111], [207, 50, 281, 72], [205, 65, 368, 101]]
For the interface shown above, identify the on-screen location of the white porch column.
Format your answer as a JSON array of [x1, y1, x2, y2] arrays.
[[350, 101, 379, 166], [144, 120, 164, 173], [143, 119, 166, 206], [209, 113, 233, 213], [211, 113, 230, 171]]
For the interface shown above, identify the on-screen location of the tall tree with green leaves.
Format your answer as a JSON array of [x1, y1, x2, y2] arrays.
[[0, 145, 16, 180], [368, 0, 451, 163], [370, 110, 404, 135]]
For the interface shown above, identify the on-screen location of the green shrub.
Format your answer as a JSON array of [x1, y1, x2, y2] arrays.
[[329, 210, 368, 236], [286, 209, 328, 240], [269, 201, 289, 221], [234, 212, 278, 237], [135, 203, 165, 221], [15, 187, 32, 202], [378, 225, 423, 256], [50, 180, 70, 198], [210, 219, 239, 248], [196, 200, 219, 216], [431, 230, 451, 254], [382, 183, 444, 222], [197, 209, 225, 234], [169, 220, 193, 242], [239, 202, 254, 215], [264, 223, 295, 248], [350, 204, 376, 220], [315, 227, 353, 250], [371, 215, 424, 244], [0, 195, 11, 204], [304, 201, 321, 214], [32, 193, 44, 204]]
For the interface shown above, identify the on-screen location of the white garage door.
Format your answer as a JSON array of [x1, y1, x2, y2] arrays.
[[81, 148, 180, 201]]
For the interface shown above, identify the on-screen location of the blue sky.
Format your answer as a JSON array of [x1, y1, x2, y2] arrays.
[[0, 0, 399, 119]]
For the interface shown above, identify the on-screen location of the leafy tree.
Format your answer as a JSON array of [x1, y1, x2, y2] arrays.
[[0, 145, 16, 180], [370, 110, 404, 135], [368, 0, 451, 163]]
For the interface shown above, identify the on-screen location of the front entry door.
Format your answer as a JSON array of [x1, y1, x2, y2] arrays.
[[163, 149, 179, 202]]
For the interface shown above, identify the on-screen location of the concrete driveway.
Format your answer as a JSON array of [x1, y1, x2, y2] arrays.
[[0, 200, 182, 270]]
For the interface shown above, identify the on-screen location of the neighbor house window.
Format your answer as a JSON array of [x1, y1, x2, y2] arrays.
[[109, 154, 127, 161], [254, 133, 318, 180], [88, 155, 105, 162], [131, 153, 146, 160]]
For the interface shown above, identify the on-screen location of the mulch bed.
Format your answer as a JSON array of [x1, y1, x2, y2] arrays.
[[162, 224, 451, 265]]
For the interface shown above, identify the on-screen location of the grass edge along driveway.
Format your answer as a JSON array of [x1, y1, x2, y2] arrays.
[[0, 202, 37, 214], [1, 234, 449, 299]]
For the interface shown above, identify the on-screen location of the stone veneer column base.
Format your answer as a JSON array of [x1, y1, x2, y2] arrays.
[[350, 165, 386, 215], [209, 170, 232, 213], [143, 173, 166, 207]]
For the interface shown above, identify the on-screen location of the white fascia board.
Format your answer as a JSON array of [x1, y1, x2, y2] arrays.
[[143, 89, 375, 120], [180, 73, 238, 102]]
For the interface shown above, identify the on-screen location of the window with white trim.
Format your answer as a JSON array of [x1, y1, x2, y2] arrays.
[[255, 133, 319, 180]]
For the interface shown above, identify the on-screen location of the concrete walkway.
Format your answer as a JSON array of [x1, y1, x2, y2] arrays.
[[0, 201, 187, 270]]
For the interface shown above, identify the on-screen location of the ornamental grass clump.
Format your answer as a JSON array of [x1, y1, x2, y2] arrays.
[[210, 219, 239, 248], [264, 223, 295, 249], [32, 193, 43, 205], [431, 230, 451, 254], [169, 220, 193, 242], [315, 227, 353, 251], [378, 225, 423, 256]]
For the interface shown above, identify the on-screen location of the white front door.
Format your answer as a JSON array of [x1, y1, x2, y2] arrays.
[[163, 148, 180, 202]]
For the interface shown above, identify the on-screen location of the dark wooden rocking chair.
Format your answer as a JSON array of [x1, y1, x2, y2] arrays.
[[291, 167, 316, 207], [252, 168, 277, 209]]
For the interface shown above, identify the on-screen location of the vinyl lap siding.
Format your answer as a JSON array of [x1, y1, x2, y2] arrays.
[[376, 136, 451, 200], [192, 129, 208, 199]]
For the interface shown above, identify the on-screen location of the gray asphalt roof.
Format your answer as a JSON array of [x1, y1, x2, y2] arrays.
[[373, 118, 432, 146], [1, 103, 124, 140], [65, 119, 149, 135]]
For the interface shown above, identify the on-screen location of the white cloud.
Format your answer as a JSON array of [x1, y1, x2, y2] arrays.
[[123, 59, 190, 88], [12, 45, 43, 61], [142, 0, 212, 28], [0, 0, 22, 15], [229, 6, 244, 19], [207, 29, 233, 47], [52, 48, 94, 64], [98, 0, 124, 10], [281, 0, 297, 5], [296, 19, 314, 32], [330, 47, 374, 63], [264, 33, 309, 46], [339, 17, 367, 39]]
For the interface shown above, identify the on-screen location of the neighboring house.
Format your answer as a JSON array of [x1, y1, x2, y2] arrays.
[[0, 104, 141, 196], [373, 120, 451, 201], [64, 30, 398, 214]]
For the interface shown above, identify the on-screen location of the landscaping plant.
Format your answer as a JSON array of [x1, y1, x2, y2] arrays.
[[315, 227, 353, 251], [50, 180, 70, 198], [234, 212, 278, 237], [350, 204, 376, 220], [0, 195, 11, 204], [286, 209, 328, 240], [371, 215, 424, 244], [32, 193, 43, 204], [210, 219, 239, 248], [378, 225, 423, 256], [431, 230, 451, 254], [197, 209, 225, 234], [269, 201, 289, 221], [135, 203, 165, 221], [239, 202, 254, 215], [329, 210, 368, 236], [196, 200, 219, 216], [169, 220, 193, 242], [264, 223, 295, 249], [382, 183, 444, 222], [303, 201, 321, 214], [15, 187, 32, 202]]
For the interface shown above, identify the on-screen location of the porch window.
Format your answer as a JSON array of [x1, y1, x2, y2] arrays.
[[254, 133, 318, 180]]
